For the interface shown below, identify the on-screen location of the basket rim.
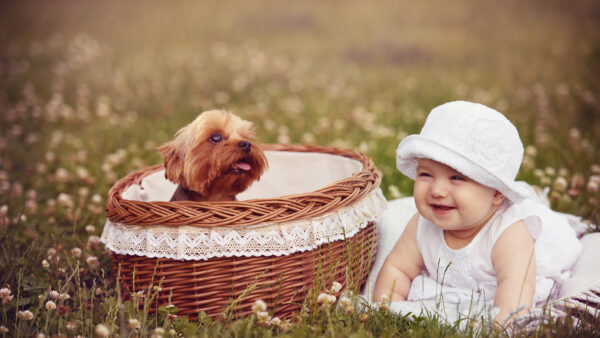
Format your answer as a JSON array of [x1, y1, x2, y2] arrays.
[[105, 143, 381, 228]]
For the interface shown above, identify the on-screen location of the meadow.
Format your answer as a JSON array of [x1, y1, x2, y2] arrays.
[[1, 0, 599, 336]]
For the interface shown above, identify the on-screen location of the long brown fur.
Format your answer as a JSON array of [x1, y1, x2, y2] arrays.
[[157, 110, 268, 201]]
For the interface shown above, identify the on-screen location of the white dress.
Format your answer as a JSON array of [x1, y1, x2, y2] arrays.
[[407, 198, 582, 305]]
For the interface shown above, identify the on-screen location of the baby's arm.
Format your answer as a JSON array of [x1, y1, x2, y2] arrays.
[[491, 220, 536, 325], [373, 213, 424, 302]]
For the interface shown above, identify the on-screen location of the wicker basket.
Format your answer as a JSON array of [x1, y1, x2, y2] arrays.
[[102, 144, 383, 319]]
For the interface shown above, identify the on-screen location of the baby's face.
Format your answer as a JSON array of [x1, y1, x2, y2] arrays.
[[413, 159, 505, 232]]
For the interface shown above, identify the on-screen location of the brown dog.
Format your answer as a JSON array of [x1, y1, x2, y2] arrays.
[[157, 110, 268, 201]]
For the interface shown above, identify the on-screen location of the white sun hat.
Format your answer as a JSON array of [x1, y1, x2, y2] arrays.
[[396, 100, 529, 202]]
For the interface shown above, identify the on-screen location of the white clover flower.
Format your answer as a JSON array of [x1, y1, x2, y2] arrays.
[[49, 290, 59, 299], [317, 292, 329, 304], [87, 235, 100, 246], [569, 128, 581, 141], [252, 299, 267, 313], [57, 193, 74, 208], [78, 187, 90, 198], [0, 325, 8, 333], [330, 281, 342, 293], [317, 293, 337, 307], [55, 168, 71, 183], [270, 317, 281, 326], [132, 290, 145, 302], [17, 310, 34, 320], [65, 321, 76, 331], [25, 199, 37, 214], [58, 293, 71, 300], [85, 225, 96, 233], [105, 171, 116, 183], [277, 133, 290, 144], [26, 189, 36, 199], [128, 318, 141, 330], [553, 177, 568, 192], [377, 294, 391, 311], [101, 163, 112, 173], [0, 205, 7, 216], [0, 289, 12, 304], [42, 260, 50, 268], [525, 145, 537, 157], [45, 199, 56, 213], [45, 300, 57, 311], [76, 166, 90, 180], [541, 176, 552, 186], [11, 182, 23, 197], [0, 288, 11, 299], [301, 132, 316, 144], [256, 311, 270, 322], [71, 247, 82, 257], [95, 323, 110, 337], [344, 305, 355, 314], [36, 163, 47, 174], [86, 256, 99, 269], [588, 180, 599, 193], [339, 295, 352, 309], [377, 302, 389, 311], [91, 194, 103, 204]]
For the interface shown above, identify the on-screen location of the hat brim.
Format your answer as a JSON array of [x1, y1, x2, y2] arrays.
[[396, 135, 529, 203]]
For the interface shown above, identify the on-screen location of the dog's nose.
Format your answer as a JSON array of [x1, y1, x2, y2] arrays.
[[238, 141, 251, 153]]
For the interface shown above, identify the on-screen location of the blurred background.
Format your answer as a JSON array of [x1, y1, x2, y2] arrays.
[[1, 0, 599, 223]]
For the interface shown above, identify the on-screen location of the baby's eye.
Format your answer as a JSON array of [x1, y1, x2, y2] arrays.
[[418, 172, 431, 178], [451, 175, 466, 181], [209, 133, 223, 144]]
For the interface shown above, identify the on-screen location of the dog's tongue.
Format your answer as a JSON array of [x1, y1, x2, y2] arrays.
[[234, 162, 251, 171]]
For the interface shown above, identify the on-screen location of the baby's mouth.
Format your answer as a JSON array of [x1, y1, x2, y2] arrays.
[[431, 204, 455, 212]]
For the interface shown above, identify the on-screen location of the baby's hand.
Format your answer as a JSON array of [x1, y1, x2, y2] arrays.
[[373, 213, 424, 302]]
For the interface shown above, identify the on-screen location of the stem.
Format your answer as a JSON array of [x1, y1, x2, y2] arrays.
[[15, 269, 23, 338], [44, 311, 49, 333], [327, 308, 335, 338]]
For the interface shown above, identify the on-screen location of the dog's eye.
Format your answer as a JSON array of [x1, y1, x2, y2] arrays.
[[209, 133, 223, 144]]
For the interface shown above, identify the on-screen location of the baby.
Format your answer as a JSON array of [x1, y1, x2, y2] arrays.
[[373, 101, 582, 324]]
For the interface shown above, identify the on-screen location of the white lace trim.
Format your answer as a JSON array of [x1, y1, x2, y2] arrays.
[[101, 188, 386, 260]]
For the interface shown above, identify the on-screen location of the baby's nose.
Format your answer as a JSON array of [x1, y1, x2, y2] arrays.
[[238, 141, 251, 153], [431, 181, 448, 197]]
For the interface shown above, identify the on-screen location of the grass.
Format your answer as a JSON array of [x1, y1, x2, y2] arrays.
[[1, 0, 599, 336]]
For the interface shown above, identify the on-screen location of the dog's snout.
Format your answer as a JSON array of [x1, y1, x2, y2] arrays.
[[238, 141, 251, 152]]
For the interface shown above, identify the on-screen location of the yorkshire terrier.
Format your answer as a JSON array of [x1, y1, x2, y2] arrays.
[[157, 110, 268, 202]]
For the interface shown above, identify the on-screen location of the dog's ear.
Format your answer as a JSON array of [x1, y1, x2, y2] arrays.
[[157, 141, 184, 184]]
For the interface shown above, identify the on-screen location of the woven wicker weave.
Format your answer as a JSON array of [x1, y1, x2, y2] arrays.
[[106, 144, 381, 319]]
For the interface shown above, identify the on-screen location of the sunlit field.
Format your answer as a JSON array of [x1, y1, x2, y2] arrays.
[[1, 0, 599, 336]]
